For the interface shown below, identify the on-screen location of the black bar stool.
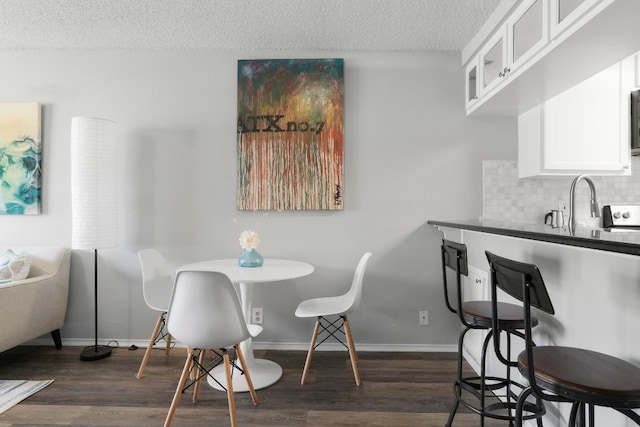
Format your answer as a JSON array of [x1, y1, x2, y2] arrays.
[[485, 250, 640, 427], [440, 240, 544, 426]]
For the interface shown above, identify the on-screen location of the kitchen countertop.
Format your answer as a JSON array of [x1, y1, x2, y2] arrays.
[[427, 218, 640, 256]]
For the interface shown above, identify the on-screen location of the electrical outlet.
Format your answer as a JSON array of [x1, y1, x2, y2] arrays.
[[251, 308, 263, 324], [418, 310, 429, 326]]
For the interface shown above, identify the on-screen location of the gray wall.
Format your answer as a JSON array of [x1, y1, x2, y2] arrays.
[[0, 50, 516, 350]]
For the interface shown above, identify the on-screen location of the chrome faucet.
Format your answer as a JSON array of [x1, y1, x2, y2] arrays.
[[568, 174, 600, 232]]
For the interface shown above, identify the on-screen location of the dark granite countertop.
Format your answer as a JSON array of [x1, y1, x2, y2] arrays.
[[427, 218, 640, 256]]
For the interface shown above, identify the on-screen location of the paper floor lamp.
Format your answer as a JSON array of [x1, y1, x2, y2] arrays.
[[71, 116, 118, 361]]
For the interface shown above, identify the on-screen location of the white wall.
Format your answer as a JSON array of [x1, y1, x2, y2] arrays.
[[0, 50, 516, 350]]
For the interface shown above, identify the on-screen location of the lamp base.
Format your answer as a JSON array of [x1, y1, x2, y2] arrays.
[[80, 345, 112, 361]]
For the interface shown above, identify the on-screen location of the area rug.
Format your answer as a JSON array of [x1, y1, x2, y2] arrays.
[[0, 379, 53, 415]]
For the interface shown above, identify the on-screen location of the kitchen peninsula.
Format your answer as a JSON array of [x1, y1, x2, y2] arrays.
[[427, 218, 640, 256], [428, 217, 640, 425]]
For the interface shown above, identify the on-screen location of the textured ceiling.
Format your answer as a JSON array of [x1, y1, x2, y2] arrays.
[[0, 0, 501, 51]]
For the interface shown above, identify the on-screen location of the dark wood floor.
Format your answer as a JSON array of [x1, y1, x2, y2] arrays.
[[0, 345, 508, 426]]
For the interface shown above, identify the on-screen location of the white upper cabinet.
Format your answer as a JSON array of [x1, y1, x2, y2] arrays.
[[508, 0, 548, 70], [463, 0, 640, 116], [550, 0, 600, 39], [465, 57, 480, 110], [518, 56, 636, 177], [475, 0, 548, 101], [479, 27, 508, 95]]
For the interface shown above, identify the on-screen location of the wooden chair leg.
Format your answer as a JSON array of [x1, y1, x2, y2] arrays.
[[343, 316, 361, 386], [189, 348, 197, 381], [192, 349, 206, 402], [301, 318, 321, 385], [235, 345, 258, 405], [164, 330, 172, 357], [164, 349, 194, 427], [224, 352, 238, 427], [137, 314, 164, 379]]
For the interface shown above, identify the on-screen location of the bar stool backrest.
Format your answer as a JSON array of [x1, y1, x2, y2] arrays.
[[442, 240, 468, 275], [485, 250, 555, 387], [484, 251, 555, 316], [441, 239, 468, 315]]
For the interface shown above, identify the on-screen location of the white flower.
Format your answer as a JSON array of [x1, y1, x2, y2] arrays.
[[239, 229, 260, 250]]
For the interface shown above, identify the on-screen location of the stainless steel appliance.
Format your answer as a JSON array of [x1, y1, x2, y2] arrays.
[[545, 210, 564, 228], [602, 205, 640, 231], [632, 90, 640, 156]]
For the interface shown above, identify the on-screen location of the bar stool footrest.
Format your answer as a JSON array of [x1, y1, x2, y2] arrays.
[[459, 375, 511, 393], [453, 377, 545, 422]]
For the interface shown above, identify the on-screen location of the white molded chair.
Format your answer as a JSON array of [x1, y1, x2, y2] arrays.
[[136, 249, 175, 379], [164, 270, 259, 427], [295, 252, 372, 386]]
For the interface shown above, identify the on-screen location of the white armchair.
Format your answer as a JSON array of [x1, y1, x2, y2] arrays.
[[0, 247, 71, 353]]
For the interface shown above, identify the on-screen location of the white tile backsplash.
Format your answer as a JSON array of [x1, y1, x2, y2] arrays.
[[483, 158, 640, 224]]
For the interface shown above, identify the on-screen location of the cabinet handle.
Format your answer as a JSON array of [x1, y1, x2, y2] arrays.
[[499, 67, 511, 78]]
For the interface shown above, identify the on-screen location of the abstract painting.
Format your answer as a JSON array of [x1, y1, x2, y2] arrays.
[[237, 59, 344, 210], [0, 103, 41, 215]]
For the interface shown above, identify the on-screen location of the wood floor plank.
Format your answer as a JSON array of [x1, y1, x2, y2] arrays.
[[306, 411, 502, 427], [0, 345, 511, 426]]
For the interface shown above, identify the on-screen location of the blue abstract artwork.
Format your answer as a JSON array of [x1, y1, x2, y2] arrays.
[[0, 103, 41, 215]]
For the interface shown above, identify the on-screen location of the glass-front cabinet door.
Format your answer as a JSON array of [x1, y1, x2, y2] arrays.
[[558, 0, 586, 18], [479, 26, 508, 96], [508, 0, 548, 69], [465, 57, 480, 110], [550, 0, 600, 39]]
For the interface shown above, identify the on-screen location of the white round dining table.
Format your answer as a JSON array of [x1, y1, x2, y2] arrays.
[[177, 258, 314, 392]]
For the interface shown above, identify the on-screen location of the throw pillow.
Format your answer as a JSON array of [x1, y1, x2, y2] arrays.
[[0, 250, 32, 283]]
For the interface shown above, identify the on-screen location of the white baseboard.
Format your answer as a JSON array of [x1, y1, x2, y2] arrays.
[[25, 337, 457, 353], [252, 342, 457, 352]]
